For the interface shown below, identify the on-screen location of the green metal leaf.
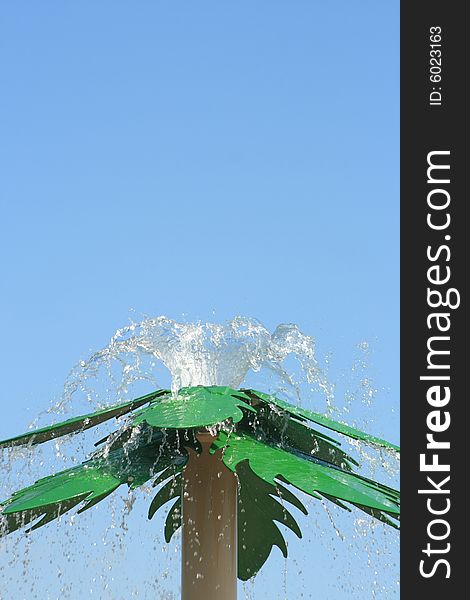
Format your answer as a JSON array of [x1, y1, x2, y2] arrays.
[[1, 431, 186, 536], [0, 390, 167, 449], [1, 496, 86, 536], [238, 406, 359, 471], [133, 386, 255, 429], [212, 431, 400, 518], [236, 460, 305, 581], [149, 464, 184, 543], [1, 466, 121, 516], [164, 498, 182, 543], [148, 474, 182, 519], [244, 389, 400, 452], [0, 465, 121, 537]]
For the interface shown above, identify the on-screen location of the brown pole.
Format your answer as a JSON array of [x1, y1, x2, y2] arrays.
[[181, 433, 238, 600]]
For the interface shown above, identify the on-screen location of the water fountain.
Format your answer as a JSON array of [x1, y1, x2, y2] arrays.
[[0, 317, 400, 599]]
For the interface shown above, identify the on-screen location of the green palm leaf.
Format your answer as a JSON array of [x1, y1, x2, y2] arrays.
[[1, 430, 187, 536], [147, 467, 184, 543], [212, 430, 399, 518], [164, 497, 182, 543], [133, 386, 255, 429], [236, 460, 306, 580], [0, 390, 167, 449], [148, 472, 182, 520], [238, 405, 359, 471], [244, 389, 400, 452]]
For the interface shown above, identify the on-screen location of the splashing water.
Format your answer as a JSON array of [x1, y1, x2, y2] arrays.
[[44, 316, 334, 422], [0, 316, 399, 599]]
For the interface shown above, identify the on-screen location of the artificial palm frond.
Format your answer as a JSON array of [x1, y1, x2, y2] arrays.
[[1, 427, 187, 536], [243, 389, 400, 452], [0, 390, 166, 449], [211, 430, 399, 521]]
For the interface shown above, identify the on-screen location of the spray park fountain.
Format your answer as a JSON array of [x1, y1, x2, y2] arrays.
[[0, 316, 399, 598]]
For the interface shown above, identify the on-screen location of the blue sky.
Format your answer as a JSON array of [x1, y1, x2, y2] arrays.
[[0, 1, 399, 598]]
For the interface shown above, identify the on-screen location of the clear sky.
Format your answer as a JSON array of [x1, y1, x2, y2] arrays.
[[0, 1, 399, 598]]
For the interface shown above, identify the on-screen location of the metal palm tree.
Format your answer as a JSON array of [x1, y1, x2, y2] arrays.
[[0, 385, 399, 599]]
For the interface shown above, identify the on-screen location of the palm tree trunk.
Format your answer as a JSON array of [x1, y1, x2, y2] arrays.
[[181, 432, 238, 600]]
